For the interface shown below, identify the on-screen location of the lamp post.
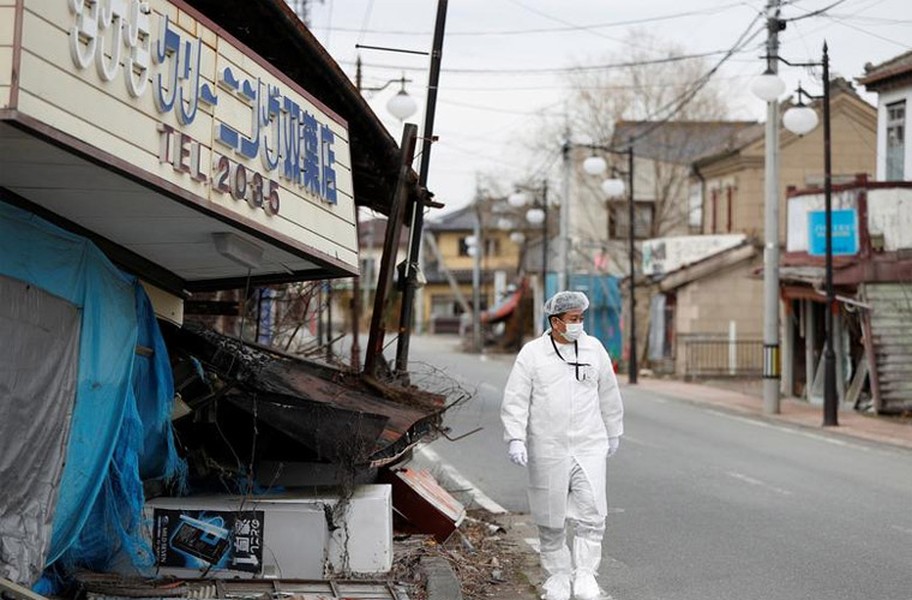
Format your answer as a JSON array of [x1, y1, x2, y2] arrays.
[[509, 183, 549, 334], [396, 0, 448, 379], [353, 60, 418, 370], [753, 42, 837, 426], [581, 144, 638, 384], [750, 0, 786, 415]]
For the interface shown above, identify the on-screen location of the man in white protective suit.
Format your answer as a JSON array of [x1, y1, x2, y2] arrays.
[[501, 290, 624, 600]]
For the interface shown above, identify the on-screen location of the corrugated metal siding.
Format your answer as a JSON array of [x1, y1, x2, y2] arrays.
[[865, 283, 912, 413]]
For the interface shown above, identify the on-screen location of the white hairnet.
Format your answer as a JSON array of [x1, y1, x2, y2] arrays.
[[543, 291, 589, 316]]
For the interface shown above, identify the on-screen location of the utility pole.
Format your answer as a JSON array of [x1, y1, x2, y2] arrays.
[[762, 0, 784, 414], [364, 124, 419, 378], [559, 138, 571, 291], [395, 0, 448, 378], [472, 190, 483, 353], [627, 142, 638, 385]]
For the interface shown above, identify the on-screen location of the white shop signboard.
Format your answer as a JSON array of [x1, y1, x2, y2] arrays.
[[8, 0, 357, 269]]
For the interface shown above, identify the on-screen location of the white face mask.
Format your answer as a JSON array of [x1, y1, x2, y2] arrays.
[[561, 321, 584, 342]]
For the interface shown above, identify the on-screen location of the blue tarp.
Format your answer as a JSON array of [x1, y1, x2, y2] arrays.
[[546, 273, 622, 359], [0, 201, 184, 584]]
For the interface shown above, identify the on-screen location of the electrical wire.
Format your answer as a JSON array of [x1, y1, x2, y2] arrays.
[[782, 0, 850, 21], [789, 0, 911, 49], [618, 14, 767, 146], [345, 49, 739, 76], [313, 2, 748, 37], [356, 0, 375, 45]]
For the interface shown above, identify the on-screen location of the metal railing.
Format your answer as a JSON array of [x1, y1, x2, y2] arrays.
[[683, 338, 764, 378]]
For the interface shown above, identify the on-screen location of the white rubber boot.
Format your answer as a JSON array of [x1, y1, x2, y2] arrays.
[[572, 537, 602, 600], [540, 547, 572, 600]]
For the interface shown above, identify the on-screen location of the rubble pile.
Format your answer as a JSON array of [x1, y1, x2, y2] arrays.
[[391, 511, 537, 600]]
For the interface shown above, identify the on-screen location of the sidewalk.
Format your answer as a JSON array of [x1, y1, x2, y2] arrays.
[[625, 376, 912, 451]]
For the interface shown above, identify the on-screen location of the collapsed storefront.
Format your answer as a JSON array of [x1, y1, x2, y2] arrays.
[[0, 0, 450, 592], [781, 177, 912, 414]]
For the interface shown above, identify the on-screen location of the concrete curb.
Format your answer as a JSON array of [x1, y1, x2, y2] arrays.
[[421, 556, 463, 600]]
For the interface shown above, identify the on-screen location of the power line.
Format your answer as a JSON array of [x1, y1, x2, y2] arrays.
[[609, 12, 766, 146], [782, 0, 850, 22], [433, 73, 756, 93], [312, 2, 748, 37], [356, 0, 375, 45], [790, 0, 911, 49], [344, 48, 744, 76]]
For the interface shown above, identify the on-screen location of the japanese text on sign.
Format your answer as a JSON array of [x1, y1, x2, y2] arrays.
[[67, 0, 339, 211]]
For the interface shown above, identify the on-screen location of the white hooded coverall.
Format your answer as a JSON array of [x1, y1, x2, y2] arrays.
[[501, 331, 624, 529]]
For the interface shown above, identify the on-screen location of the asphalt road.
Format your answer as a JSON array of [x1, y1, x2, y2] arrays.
[[404, 335, 912, 600]]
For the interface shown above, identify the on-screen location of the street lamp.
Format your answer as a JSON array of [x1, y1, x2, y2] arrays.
[[756, 42, 837, 426], [581, 145, 637, 384], [352, 62, 419, 370], [509, 185, 550, 333], [386, 87, 418, 122]]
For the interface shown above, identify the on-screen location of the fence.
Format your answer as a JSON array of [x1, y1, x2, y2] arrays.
[[683, 338, 764, 378]]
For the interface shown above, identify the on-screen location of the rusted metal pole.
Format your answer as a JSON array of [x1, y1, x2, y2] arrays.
[[395, 0, 449, 379], [364, 124, 419, 378]]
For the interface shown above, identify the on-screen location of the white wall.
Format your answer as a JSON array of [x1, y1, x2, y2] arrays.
[[867, 187, 912, 250], [876, 87, 912, 181], [786, 187, 912, 253]]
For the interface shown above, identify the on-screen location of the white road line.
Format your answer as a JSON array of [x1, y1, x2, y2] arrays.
[[703, 409, 869, 450], [619, 434, 661, 449], [891, 525, 912, 536], [416, 445, 508, 515], [726, 471, 793, 496]]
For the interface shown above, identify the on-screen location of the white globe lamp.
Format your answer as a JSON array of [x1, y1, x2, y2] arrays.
[[782, 104, 819, 136], [751, 71, 786, 102], [526, 207, 545, 225], [601, 178, 625, 198], [508, 191, 529, 208], [386, 90, 418, 121], [510, 231, 525, 244], [583, 155, 607, 176]]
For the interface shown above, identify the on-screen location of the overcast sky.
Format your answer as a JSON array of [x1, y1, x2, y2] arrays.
[[305, 0, 912, 216]]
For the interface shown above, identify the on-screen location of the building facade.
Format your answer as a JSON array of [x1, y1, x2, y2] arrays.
[[0, 0, 423, 587]]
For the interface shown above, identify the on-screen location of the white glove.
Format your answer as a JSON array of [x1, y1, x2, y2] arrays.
[[607, 436, 620, 458], [508, 439, 528, 466]]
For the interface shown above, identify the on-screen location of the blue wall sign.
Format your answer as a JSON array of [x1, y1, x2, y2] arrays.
[[808, 209, 859, 256]]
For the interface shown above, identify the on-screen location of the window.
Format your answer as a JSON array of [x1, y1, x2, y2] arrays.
[[688, 183, 703, 234], [458, 236, 499, 257], [710, 188, 719, 234], [608, 201, 654, 239], [887, 100, 905, 181]]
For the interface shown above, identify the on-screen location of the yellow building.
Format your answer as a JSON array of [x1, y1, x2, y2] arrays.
[[422, 204, 525, 333]]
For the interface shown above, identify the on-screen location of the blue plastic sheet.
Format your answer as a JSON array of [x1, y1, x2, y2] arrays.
[[546, 273, 622, 359], [0, 202, 137, 567], [0, 200, 185, 583]]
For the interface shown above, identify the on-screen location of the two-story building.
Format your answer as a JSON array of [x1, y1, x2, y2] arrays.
[[422, 202, 525, 335], [648, 79, 877, 378], [767, 49, 912, 414]]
